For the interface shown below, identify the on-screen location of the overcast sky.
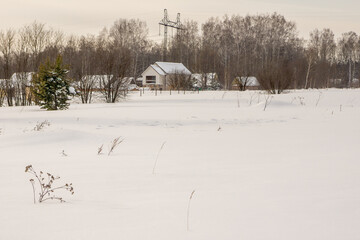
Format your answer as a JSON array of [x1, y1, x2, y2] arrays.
[[1, 0, 359, 41]]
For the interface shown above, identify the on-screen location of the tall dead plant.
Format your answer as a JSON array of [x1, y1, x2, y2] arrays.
[[25, 165, 74, 203]]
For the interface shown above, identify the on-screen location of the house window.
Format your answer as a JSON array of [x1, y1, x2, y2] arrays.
[[146, 76, 156, 84]]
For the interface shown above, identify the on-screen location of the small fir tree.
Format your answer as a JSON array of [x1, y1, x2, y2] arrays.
[[33, 56, 71, 110]]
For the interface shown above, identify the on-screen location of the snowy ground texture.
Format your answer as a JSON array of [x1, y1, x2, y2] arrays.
[[1, 89, 360, 240]]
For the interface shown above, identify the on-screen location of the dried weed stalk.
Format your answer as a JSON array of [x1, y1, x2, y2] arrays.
[[187, 190, 196, 231], [237, 92, 240, 108], [61, 150, 68, 157], [315, 92, 322, 107], [25, 165, 74, 203], [108, 137, 124, 156], [249, 92, 257, 106], [152, 141, 166, 174], [263, 94, 273, 111]]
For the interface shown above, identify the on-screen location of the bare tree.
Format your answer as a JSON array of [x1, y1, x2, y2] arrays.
[[200, 18, 222, 86], [304, 45, 318, 89], [64, 35, 98, 103], [250, 13, 301, 93], [21, 21, 50, 71], [258, 61, 293, 94], [0, 29, 15, 78], [109, 19, 149, 81], [218, 16, 236, 90], [97, 30, 132, 103], [0, 29, 16, 106], [338, 32, 358, 87], [307, 29, 336, 88], [12, 28, 32, 106], [169, 20, 201, 73]]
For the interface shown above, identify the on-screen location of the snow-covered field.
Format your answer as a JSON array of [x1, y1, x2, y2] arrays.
[[1, 89, 360, 240]]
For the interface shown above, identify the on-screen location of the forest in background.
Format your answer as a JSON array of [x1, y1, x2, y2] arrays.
[[0, 12, 359, 105]]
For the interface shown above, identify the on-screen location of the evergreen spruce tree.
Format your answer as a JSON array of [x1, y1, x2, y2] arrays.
[[33, 56, 71, 110]]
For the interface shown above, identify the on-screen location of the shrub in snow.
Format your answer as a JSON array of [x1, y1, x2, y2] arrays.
[[32, 56, 72, 110], [25, 165, 74, 203], [33, 120, 50, 131]]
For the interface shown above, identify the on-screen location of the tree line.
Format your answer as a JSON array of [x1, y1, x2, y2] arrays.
[[0, 12, 359, 106]]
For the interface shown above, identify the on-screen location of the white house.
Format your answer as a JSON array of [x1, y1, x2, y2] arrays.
[[141, 62, 191, 89]]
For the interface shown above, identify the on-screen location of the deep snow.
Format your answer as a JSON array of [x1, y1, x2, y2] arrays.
[[0, 89, 359, 240]]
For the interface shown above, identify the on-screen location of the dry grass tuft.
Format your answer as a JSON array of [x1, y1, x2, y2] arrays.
[[108, 137, 124, 156], [33, 120, 50, 131]]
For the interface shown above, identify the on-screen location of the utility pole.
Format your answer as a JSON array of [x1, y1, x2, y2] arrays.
[[159, 9, 183, 61]]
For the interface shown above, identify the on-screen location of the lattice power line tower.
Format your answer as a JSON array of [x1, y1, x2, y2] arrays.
[[159, 9, 183, 61]]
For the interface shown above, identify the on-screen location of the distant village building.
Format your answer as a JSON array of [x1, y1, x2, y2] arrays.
[[141, 62, 191, 90], [10, 72, 35, 95], [7, 72, 35, 105], [0, 73, 34, 98], [10, 72, 35, 87], [135, 77, 143, 87], [232, 76, 260, 90], [191, 73, 222, 90]]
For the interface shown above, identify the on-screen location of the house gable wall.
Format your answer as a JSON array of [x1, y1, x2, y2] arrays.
[[142, 66, 164, 86]]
